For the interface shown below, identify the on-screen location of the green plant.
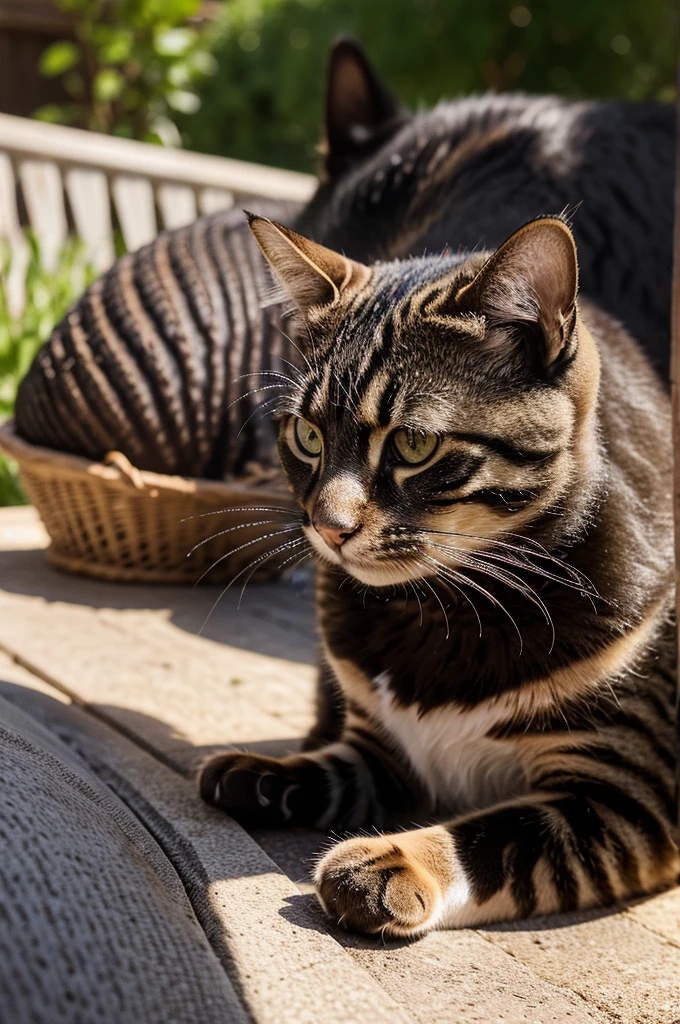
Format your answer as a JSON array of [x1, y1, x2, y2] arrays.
[[0, 456, 24, 506], [179, 0, 678, 172], [34, 0, 221, 144], [0, 235, 97, 505]]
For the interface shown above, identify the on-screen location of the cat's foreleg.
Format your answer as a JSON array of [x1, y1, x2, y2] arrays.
[[300, 656, 346, 751], [315, 780, 679, 936], [199, 716, 419, 831]]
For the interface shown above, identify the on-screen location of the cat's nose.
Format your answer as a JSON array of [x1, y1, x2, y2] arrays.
[[313, 518, 361, 551]]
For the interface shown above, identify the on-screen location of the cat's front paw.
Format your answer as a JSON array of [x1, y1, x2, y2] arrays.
[[315, 829, 454, 937], [199, 751, 311, 827]]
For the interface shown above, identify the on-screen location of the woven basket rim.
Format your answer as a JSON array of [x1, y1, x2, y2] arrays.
[[0, 420, 294, 504]]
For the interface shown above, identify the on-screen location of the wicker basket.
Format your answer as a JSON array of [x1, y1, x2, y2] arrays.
[[0, 422, 300, 584]]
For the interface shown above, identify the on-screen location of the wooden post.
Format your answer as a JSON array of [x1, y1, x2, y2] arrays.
[[672, 61, 680, 807]]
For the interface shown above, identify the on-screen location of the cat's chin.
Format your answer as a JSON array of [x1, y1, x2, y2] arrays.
[[342, 560, 431, 587], [312, 547, 430, 587]]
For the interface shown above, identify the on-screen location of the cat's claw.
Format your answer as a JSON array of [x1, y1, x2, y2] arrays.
[[198, 751, 306, 826]]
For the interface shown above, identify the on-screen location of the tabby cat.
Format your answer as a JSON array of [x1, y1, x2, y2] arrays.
[[199, 43, 678, 936]]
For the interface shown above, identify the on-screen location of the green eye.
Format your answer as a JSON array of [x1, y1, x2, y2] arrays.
[[294, 417, 322, 456], [392, 428, 438, 465]]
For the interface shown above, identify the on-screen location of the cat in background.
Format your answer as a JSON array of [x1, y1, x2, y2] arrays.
[[298, 39, 674, 381]]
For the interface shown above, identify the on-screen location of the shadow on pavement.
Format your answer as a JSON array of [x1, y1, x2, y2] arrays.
[[0, 545, 317, 663]]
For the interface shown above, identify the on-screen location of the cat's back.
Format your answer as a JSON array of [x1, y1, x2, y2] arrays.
[[301, 92, 674, 378]]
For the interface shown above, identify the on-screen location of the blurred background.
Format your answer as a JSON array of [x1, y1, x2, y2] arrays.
[[0, 0, 676, 505], [4, 0, 676, 171]]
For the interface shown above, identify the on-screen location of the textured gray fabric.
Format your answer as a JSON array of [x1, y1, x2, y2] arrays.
[[0, 695, 248, 1024]]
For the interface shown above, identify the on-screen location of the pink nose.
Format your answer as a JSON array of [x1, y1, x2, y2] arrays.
[[314, 522, 359, 551]]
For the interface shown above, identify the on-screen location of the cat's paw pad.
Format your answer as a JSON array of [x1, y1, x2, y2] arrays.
[[199, 751, 302, 826], [315, 833, 447, 937]]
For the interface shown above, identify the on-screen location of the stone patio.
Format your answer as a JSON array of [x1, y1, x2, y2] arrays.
[[1, 504, 680, 1024]]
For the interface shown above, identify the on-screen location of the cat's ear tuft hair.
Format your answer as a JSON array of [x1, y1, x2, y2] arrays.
[[248, 214, 370, 315], [456, 217, 579, 367], [324, 37, 408, 177]]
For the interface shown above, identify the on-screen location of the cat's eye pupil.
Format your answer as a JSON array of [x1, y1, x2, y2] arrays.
[[295, 417, 322, 456], [393, 428, 438, 465]]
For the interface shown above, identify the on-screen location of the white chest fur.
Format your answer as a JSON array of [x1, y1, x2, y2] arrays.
[[372, 672, 527, 813]]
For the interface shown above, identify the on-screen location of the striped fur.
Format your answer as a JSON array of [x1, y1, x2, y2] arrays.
[[199, 40, 678, 933], [15, 201, 301, 478], [200, 44, 678, 937], [201, 210, 678, 936]]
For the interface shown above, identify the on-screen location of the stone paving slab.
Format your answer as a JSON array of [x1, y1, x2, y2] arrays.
[[483, 911, 680, 1024], [3, 507, 680, 1024], [626, 885, 680, 946], [332, 927, 611, 1024], [0, 545, 316, 767]]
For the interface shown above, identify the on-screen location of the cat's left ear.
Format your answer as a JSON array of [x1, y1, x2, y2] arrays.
[[248, 213, 370, 316], [456, 217, 579, 368]]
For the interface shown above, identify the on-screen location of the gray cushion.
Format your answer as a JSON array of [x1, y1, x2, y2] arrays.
[[0, 695, 246, 1024]]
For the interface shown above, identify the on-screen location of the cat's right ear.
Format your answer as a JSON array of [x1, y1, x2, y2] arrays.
[[324, 38, 408, 177], [455, 218, 579, 369], [247, 213, 370, 317]]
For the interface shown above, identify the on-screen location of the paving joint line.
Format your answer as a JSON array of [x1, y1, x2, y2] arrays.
[[0, 640, 187, 775], [621, 906, 680, 952], [473, 927, 617, 1023]]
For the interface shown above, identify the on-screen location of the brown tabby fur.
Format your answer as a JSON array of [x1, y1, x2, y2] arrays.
[[199, 43, 677, 937]]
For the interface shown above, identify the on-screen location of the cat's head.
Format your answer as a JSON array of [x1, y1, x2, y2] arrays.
[[249, 213, 601, 587]]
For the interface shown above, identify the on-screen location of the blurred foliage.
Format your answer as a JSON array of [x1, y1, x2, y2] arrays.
[[0, 236, 97, 505], [0, 456, 24, 506], [179, 0, 678, 172], [34, 0, 220, 144]]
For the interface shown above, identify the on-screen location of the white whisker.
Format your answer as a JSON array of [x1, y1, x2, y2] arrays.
[[192, 525, 301, 586], [424, 553, 524, 655], [429, 542, 555, 651], [227, 382, 294, 410], [198, 535, 306, 633], [236, 394, 288, 437], [237, 540, 312, 608], [182, 506, 301, 522], [419, 574, 451, 640], [187, 518, 301, 556]]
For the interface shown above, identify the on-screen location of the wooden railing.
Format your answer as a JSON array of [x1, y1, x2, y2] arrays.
[[0, 112, 317, 315]]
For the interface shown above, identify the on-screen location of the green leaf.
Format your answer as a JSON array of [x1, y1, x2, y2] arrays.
[[0, 230, 97, 506], [143, 0, 201, 25], [93, 69, 125, 102], [39, 41, 81, 78], [121, 86, 144, 111], [0, 456, 25, 507], [32, 104, 75, 125], [166, 89, 201, 114], [148, 114, 182, 146], [187, 50, 218, 77], [168, 62, 191, 88], [153, 27, 197, 57], [98, 30, 134, 65], [55, 0, 90, 11]]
